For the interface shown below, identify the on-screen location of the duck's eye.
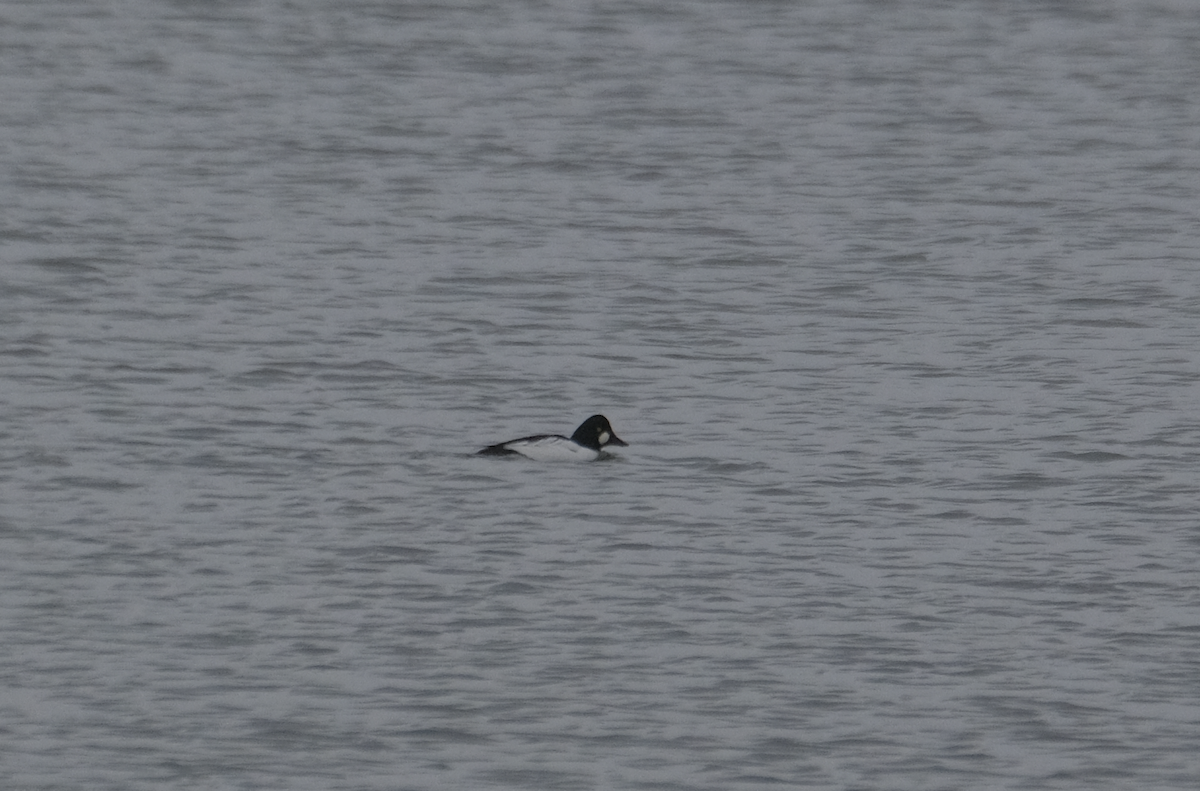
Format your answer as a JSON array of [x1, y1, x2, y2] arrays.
[[598, 431, 610, 444]]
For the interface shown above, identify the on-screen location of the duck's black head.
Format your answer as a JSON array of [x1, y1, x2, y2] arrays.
[[570, 414, 628, 451]]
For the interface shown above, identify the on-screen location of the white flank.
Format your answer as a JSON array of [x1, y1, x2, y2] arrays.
[[506, 436, 600, 461]]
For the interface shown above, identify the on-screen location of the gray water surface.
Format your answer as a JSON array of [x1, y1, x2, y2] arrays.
[[3, 1, 1199, 789]]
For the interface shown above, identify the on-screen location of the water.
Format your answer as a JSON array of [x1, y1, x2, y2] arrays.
[[3, 1, 1199, 788]]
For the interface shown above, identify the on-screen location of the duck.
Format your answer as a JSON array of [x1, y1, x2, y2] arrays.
[[477, 414, 628, 461]]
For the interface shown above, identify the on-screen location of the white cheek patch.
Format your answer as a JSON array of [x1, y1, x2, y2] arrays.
[[598, 431, 610, 445]]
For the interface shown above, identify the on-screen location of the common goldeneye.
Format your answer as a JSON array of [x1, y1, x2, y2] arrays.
[[477, 414, 628, 461]]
